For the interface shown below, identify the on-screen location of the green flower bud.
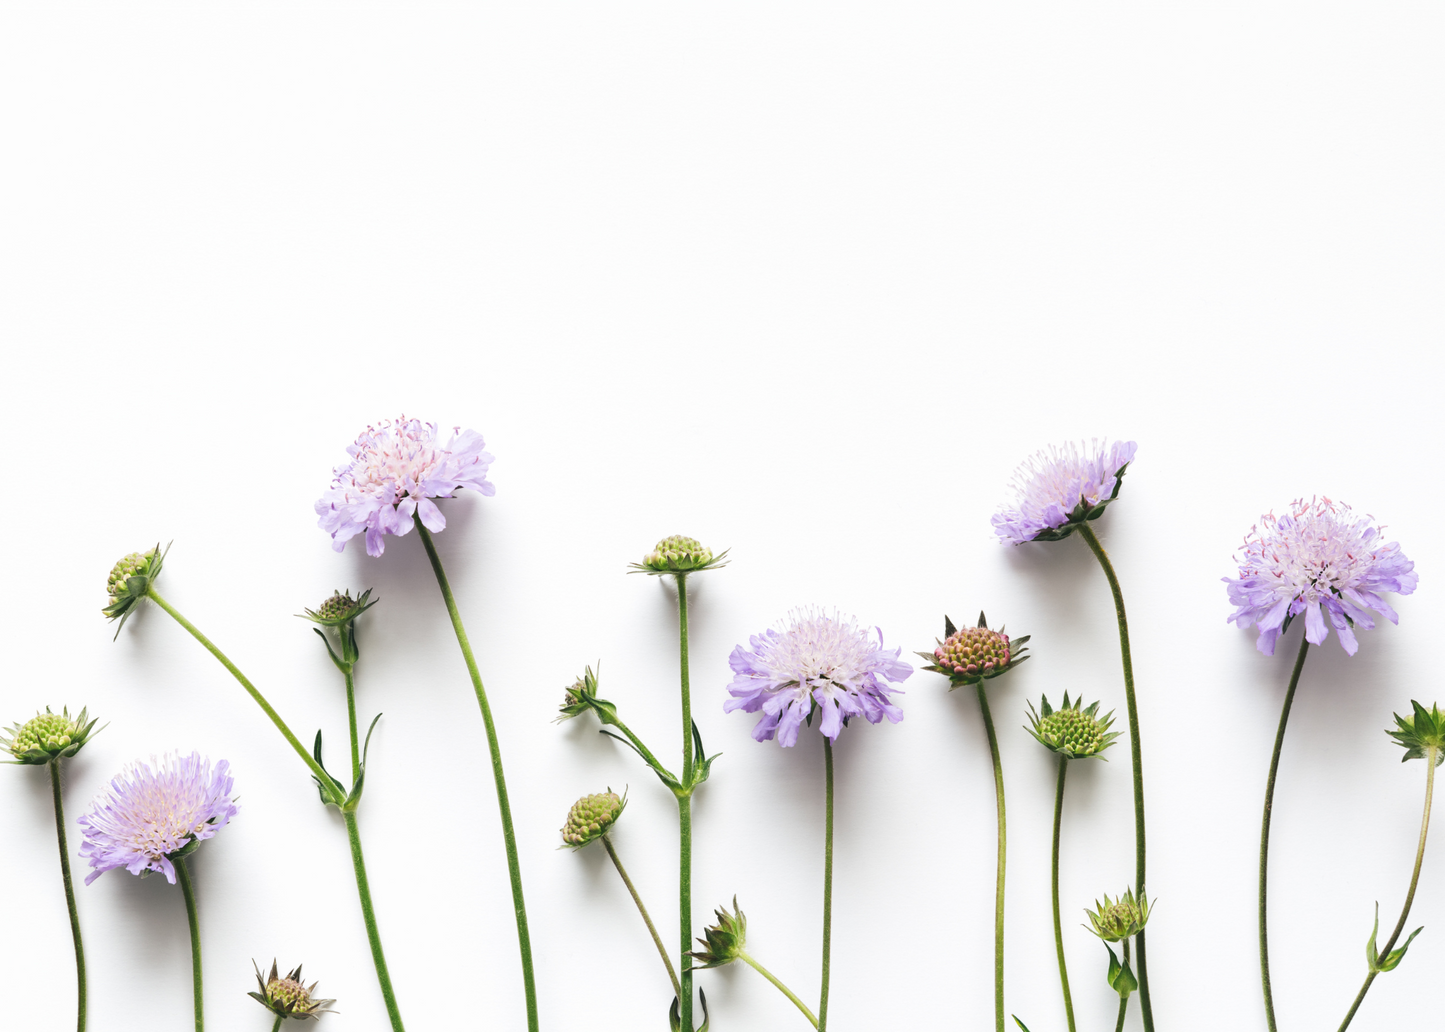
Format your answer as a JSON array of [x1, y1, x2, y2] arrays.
[[1026, 693, 1119, 760], [298, 588, 377, 628], [918, 613, 1031, 688], [561, 790, 625, 848], [1085, 889, 1151, 942], [1387, 701, 1445, 765], [247, 960, 337, 1021], [102, 543, 167, 635], [629, 535, 729, 575], [2, 706, 102, 765], [687, 897, 748, 969]]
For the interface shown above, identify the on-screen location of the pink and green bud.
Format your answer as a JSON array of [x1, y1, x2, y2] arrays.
[[631, 535, 728, 575], [3, 706, 101, 765]]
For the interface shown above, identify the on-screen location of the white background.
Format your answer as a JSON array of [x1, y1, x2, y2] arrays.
[[2, 5, 1443, 1030]]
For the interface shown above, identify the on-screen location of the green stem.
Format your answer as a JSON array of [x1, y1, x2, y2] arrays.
[[975, 682, 1006, 1032], [343, 810, 405, 1030], [1258, 631, 1310, 1032], [1051, 755, 1075, 1032], [414, 523, 538, 1032], [601, 834, 681, 998], [145, 587, 343, 806], [176, 857, 203, 1032], [49, 761, 86, 1032], [677, 572, 695, 1031], [1077, 522, 1152, 1032], [739, 951, 819, 1028], [345, 669, 361, 784], [1114, 940, 1131, 1032], [271, 1017, 283, 1032], [1336, 745, 1437, 1031], [819, 737, 834, 1032]]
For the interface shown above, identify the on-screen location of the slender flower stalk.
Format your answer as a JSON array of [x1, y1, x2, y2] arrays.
[[1335, 704, 1443, 1030], [416, 522, 537, 1031], [4, 707, 100, 1032], [976, 683, 1005, 1032], [1257, 633, 1309, 1030], [819, 737, 835, 1032], [602, 835, 681, 998], [1113, 940, 1131, 1032], [51, 762, 87, 1032], [177, 857, 204, 1032], [1075, 522, 1152, 1028], [1051, 757, 1074, 1032], [1224, 498, 1418, 1031]]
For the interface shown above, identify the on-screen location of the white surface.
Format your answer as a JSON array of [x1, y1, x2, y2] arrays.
[[2, 5, 1444, 1030]]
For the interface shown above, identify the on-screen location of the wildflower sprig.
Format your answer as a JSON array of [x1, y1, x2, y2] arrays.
[[1086, 889, 1151, 942], [1026, 694, 1118, 760], [3, 706, 102, 765], [299, 589, 378, 675], [687, 897, 747, 969], [558, 666, 718, 795], [300, 589, 384, 812], [918, 613, 1030, 689]]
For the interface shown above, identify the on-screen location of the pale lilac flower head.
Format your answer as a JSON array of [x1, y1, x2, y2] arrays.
[[993, 439, 1137, 546], [77, 752, 237, 885], [1224, 498, 1417, 657], [316, 416, 494, 556], [725, 609, 912, 747]]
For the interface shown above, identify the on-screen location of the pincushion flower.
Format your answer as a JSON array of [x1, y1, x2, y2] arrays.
[[725, 608, 911, 747], [992, 439, 1137, 545], [315, 416, 494, 556], [77, 753, 237, 885], [1225, 497, 1417, 656]]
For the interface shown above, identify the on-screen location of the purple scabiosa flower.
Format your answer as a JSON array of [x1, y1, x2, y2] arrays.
[[315, 416, 494, 556], [77, 753, 237, 885], [993, 439, 1137, 545], [725, 609, 911, 747], [1224, 497, 1418, 656]]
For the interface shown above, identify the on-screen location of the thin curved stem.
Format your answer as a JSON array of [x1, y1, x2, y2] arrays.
[[1114, 940, 1131, 1032], [49, 761, 86, 1032], [1077, 522, 1152, 1032], [344, 669, 361, 784], [343, 810, 406, 1031], [601, 834, 681, 998], [176, 858, 203, 1032], [677, 573, 695, 1031], [739, 951, 819, 1028], [1258, 631, 1310, 1032], [819, 737, 834, 1032], [271, 1016, 283, 1032], [1051, 755, 1075, 1032], [414, 523, 538, 1032], [975, 682, 1006, 1032], [1336, 747, 1437, 1031], [145, 587, 342, 806]]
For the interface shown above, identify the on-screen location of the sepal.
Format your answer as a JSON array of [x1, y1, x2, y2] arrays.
[[1366, 902, 1424, 973]]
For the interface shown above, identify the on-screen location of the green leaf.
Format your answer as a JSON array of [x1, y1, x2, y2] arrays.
[[1376, 924, 1424, 973], [688, 721, 721, 789], [1105, 944, 1137, 997], [1012, 1017, 1034, 1032], [1365, 903, 1381, 970], [310, 730, 345, 806]]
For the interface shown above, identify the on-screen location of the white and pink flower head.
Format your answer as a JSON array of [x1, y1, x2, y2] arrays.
[[316, 416, 494, 557], [1224, 497, 1417, 656], [725, 608, 911, 747]]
